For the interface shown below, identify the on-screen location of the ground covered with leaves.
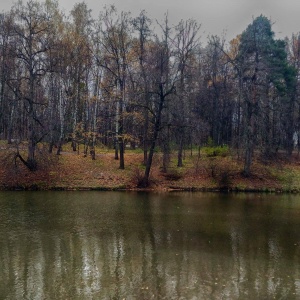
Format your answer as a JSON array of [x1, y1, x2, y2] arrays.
[[0, 142, 299, 192]]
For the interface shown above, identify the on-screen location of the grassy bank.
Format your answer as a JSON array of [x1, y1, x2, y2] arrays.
[[0, 142, 299, 192]]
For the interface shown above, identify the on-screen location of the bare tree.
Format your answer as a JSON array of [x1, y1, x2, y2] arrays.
[[10, 0, 53, 170], [132, 10, 152, 165], [139, 15, 177, 186], [173, 19, 200, 167], [98, 6, 133, 169]]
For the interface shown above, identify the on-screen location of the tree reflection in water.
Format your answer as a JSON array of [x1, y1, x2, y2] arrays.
[[0, 191, 299, 299]]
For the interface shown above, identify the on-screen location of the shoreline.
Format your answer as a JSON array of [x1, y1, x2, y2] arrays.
[[0, 185, 297, 193], [1, 148, 299, 194]]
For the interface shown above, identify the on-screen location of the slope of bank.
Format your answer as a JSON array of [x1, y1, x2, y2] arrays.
[[0, 145, 299, 192]]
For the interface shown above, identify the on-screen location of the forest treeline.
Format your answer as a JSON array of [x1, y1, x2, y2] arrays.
[[0, 0, 300, 186]]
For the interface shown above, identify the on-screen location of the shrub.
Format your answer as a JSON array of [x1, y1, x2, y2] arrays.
[[203, 145, 230, 157], [131, 167, 154, 188], [203, 156, 233, 188], [162, 169, 183, 181], [218, 170, 232, 188]]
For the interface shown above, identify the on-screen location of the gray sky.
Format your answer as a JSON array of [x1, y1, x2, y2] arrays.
[[1, 0, 300, 42]]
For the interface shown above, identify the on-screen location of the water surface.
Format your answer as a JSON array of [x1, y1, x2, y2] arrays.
[[0, 191, 300, 299]]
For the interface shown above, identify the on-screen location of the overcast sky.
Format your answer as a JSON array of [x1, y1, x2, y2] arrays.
[[1, 0, 300, 42]]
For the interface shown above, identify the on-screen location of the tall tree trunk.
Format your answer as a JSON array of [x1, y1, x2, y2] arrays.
[[27, 72, 37, 171], [141, 86, 166, 187], [177, 133, 184, 167], [162, 131, 170, 173], [286, 94, 296, 157], [143, 95, 149, 165], [57, 89, 65, 155], [243, 101, 254, 177]]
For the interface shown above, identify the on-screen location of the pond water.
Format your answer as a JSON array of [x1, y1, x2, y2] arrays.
[[0, 191, 300, 299]]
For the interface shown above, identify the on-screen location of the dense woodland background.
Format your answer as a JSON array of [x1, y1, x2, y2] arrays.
[[0, 0, 300, 185]]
